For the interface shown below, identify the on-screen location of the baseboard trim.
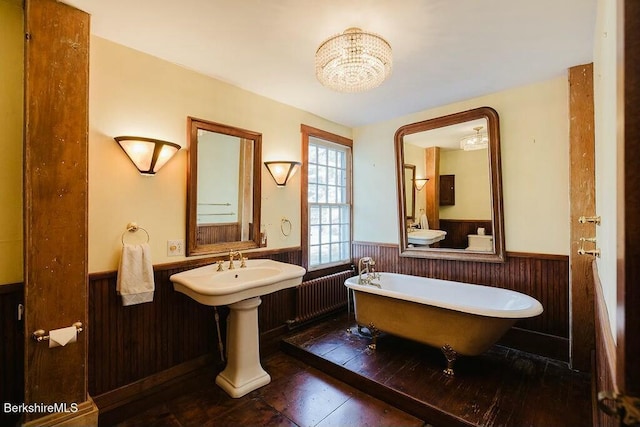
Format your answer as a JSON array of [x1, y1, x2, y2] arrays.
[[499, 327, 569, 362], [93, 354, 214, 415]]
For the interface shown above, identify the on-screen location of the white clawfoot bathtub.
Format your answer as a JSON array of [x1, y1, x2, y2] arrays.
[[344, 273, 543, 375]]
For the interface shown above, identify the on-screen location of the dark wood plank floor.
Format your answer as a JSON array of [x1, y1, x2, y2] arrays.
[[103, 350, 426, 427], [281, 315, 592, 427]]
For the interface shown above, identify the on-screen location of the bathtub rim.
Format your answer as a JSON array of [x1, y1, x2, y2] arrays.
[[345, 273, 543, 319]]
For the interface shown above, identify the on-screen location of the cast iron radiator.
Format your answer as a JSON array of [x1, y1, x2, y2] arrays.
[[288, 268, 355, 327]]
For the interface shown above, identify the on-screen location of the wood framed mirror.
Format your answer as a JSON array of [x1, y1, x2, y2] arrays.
[[186, 117, 262, 256], [395, 106, 505, 262]]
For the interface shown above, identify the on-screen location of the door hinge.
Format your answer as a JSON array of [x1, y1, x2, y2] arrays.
[[598, 391, 640, 426], [17, 303, 24, 321]]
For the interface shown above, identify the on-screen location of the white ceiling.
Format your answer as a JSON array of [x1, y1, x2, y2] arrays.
[[62, 0, 597, 128]]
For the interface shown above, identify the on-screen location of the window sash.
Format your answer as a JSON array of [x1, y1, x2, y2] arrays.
[[307, 139, 351, 269]]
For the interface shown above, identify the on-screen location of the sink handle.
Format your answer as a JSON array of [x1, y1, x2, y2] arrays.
[[216, 260, 224, 272]]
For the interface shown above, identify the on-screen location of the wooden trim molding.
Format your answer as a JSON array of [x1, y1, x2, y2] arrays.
[[568, 62, 596, 372], [593, 260, 618, 427], [22, 397, 98, 427]]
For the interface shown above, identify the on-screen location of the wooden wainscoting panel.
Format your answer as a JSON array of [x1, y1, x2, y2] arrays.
[[438, 219, 493, 249], [89, 248, 303, 397], [88, 269, 217, 396], [0, 285, 24, 427]]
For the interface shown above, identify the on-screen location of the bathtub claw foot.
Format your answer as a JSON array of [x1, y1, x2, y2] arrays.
[[367, 323, 379, 351], [441, 344, 457, 376]]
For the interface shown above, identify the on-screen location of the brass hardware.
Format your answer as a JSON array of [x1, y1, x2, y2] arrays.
[[366, 322, 379, 350], [578, 236, 600, 257], [578, 215, 601, 225], [441, 344, 458, 376], [228, 251, 245, 269], [121, 222, 150, 245], [240, 256, 247, 268], [32, 322, 83, 342], [216, 261, 224, 272], [358, 257, 381, 286], [597, 391, 640, 426]]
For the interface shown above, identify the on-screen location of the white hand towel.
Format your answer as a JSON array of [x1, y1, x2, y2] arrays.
[[420, 213, 429, 230], [117, 243, 155, 306]]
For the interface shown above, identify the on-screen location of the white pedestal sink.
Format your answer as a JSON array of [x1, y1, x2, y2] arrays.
[[169, 259, 305, 398]]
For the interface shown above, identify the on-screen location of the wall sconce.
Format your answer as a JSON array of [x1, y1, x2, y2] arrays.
[[264, 161, 301, 187], [114, 136, 181, 175], [414, 178, 428, 191]]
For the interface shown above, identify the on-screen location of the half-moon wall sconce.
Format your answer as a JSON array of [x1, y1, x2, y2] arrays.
[[414, 178, 429, 191], [264, 161, 302, 187], [114, 136, 181, 175]]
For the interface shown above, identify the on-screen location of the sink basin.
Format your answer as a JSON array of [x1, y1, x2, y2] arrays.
[[407, 229, 447, 246], [169, 258, 306, 398], [170, 259, 306, 306]]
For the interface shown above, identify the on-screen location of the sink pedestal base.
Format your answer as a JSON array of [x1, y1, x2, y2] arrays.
[[215, 296, 271, 398]]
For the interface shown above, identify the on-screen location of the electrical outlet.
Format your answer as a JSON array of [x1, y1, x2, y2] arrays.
[[167, 239, 184, 256]]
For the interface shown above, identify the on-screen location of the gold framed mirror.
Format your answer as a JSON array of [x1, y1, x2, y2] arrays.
[[395, 106, 505, 262], [186, 117, 262, 256]]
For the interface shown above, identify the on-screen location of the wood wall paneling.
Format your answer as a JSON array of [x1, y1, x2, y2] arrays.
[[0, 286, 24, 427], [438, 219, 492, 249], [196, 223, 241, 246], [425, 147, 440, 229], [568, 63, 596, 372], [89, 248, 302, 399], [24, 0, 90, 418]]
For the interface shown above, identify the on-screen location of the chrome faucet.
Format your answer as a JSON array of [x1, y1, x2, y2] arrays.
[[358, 257, 381, 287]]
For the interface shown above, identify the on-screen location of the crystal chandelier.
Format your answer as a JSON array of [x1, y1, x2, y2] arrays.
[[460, 126, 489, 151], [315, 27, 393, 93]]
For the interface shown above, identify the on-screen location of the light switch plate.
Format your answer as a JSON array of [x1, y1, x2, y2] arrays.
[[167, 239, 184, 256]]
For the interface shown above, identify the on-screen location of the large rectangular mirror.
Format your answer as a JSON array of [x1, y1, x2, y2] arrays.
[[395, 107, 505, 262], [187, 117, 262, 256]]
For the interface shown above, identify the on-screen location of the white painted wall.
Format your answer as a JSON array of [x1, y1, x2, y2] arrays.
[[353, 76, 570, 255], [593, 0, 618, 340]]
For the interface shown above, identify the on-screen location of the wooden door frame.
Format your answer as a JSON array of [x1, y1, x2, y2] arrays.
[[618, 0, 640, 397]]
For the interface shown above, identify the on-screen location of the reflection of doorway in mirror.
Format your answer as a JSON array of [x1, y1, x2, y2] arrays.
[[439, 148, 491, 220]]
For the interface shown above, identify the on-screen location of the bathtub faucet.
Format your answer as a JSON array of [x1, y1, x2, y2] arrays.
[[358, 257, 381, 287]]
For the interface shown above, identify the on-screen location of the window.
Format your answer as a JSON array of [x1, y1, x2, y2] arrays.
[[301, 125, 352, 270]]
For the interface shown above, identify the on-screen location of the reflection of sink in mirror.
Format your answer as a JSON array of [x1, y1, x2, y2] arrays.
[[407, 229, 447, 246], [467, 234, 493, 251]]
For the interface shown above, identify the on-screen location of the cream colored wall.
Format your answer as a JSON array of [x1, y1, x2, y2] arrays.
[[439, 149, 491, 220], [89, 36, 350, 273], [593, 0, 618, 340], [353, 76, 570, 255], [0, 0, 23, 285]]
